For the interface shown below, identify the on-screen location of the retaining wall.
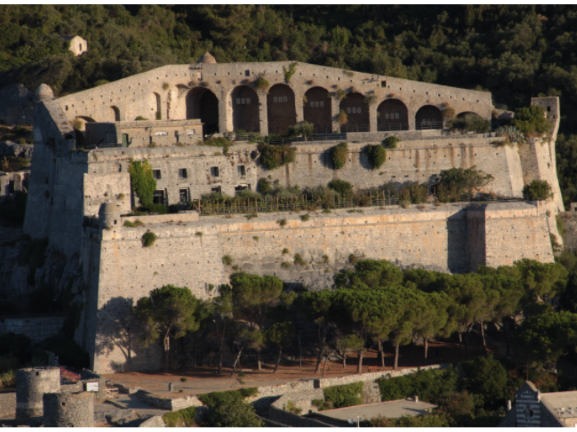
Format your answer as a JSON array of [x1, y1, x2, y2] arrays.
[[0, 392, 16, 419]]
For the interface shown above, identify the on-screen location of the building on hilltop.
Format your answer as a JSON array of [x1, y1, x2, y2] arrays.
[[14, 58, 566, 373], [60, 35, 88, 57]]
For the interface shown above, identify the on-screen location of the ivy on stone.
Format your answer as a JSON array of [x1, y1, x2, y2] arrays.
[[366, 144, 386, 169], [128, 159, 156, 207]]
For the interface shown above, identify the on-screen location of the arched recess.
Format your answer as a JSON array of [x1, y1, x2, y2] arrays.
[[416, 105, 443, 130], [339, 92, 370, 132], [377, 99, 409, 131], [153, 93, 161, 119], [186, 88, 219, 135], [110, 106, 120, 122], [303, 87, 331, 134], [456, 111, 482, 119], [231, 86, 259, 133], [267, 84, 296, 135]]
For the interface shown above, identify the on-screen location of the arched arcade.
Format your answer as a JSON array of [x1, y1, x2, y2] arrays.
[[267, 84, 296, 135], [416, 105, 443, 130], [339, 92, 370, 132], [377, 99, 409, 131], [186, 88, 220, 135], [303, 87, 332, 134], [231, 86, 260, 133]]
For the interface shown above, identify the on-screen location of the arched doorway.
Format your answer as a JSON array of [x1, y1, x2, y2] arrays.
[[186, 88, 219, 135], [377, 99, 408, 131], [231, 86, 260, 133], [416, 105, 443, 130], [110, 106, 120, 122], [303, 87, 331, 134], [339, 92, 370, 132], [267, 84, 296, 135], [74, 116, 96, 148]]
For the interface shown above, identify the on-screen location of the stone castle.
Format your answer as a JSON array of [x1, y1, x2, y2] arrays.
[[16, 54, 565, 373]]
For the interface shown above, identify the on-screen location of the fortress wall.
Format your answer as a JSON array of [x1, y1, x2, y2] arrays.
[[55, 62, 492, 134], [83, 172, 131, 217], [262, 137, 524, 198], [86, 202, 552, 373]]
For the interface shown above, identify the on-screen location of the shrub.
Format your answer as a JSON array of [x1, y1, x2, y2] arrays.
[[323, 382, 364, 408], [366, 144, 386, 169], [281, 262, 291, 269], [142, 231, 158, 247], [128, 160, 157, 207], [254, 75, 270, 91], [134, 219, 145, 227], [300, 214, 310, 222], [0, 370, 16, 391], [337, 110, 348, 125], [283, 62, 298, 83], [257, 178, 271, 194], [162, 406, 197, 427], [258, 142, 296, 170], [139, 203, 168, 214], [312, 399, 333, 410], [376, 368, 458, 403], [180, 377, 188, 382], [449, 113, 490, 133], [277, 219, 287, 227], [436, 166, 494, 202], [294, 253, 305, 265], [282, 248, 290, 255], [328, 179, 353, 198], [523, 179, 552, 201], [513, 105, 551, 136], [245, 213, 258, 220], [206, 398, 263, 427], [330, 142, 348, 170], [383, 136, 399, 149], [198, 388, 257, 407], [322, 255, 329, 264], [135, 116, 148, 121], [286, 400, 303, 414], [222, 255, 233, 265], [443, 106, 456, 118], [203, 136, 233, 154], [124, 220, 136, 227]]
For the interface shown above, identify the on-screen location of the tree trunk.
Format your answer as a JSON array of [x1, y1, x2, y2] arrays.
[[357, 349, 364, 374], [379, 341, 385, 368], [315, 345, 325, 374], [274, 347, 282, 374], [343, 351, 347, 368], [217, 321, 226, 374], [322, 350, 336, 377], [394, 343, 400, 370], [464, 328, 471, 360], [257, 351, 262, 371], [163, 332, 170, 373], [480, 322, 487, 350], [424, 338, 429, 360], [230, 348, 244, 377], [458, 332, 463, 358]]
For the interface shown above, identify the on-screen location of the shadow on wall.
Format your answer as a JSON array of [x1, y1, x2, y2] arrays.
[[447, 209, 469, 273], [94, 296, 161, 373]]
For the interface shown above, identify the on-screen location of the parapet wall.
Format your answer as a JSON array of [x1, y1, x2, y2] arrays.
[[86, 202, 552, 373]]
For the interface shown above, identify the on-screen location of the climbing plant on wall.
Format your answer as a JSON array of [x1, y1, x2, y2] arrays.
[[128, 159, 157, 207], [366, 144, 386, 169]]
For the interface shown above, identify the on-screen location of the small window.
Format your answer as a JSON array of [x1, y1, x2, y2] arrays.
[[236, 98, 241, 104], [179, 188, 189, 202], [352, 107, 356, 114], [547, 106, 551, 112], [153, 170, 161, 180], [210, 167, 219, 177], [245, 70, 250, 76], [320, 101, 324, 107], [187, 129, 195, 135], [153, 190, 165, 204], [310, 102, 314, 107], [79, 44, 82, 51], [246, 98, 250, 104], [212, 186, 221, 193], [381, 81, 387, 88], [238, 165, 246, 176], [154, 132, 168, 136], [357, 107, 361, 113], [178, 168, 188, 179], [274, 97, 278, 103], [347, 107, 351, 113], [283, 96, 288, 102]]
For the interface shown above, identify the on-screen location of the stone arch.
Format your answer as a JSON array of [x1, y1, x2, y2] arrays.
[[339, 92, 370, 132], [186, 88, 219, 135], [110, 106, 120, 122], [456, 111, 482, 119], [377, 99, 409, 131], [267, 84, 296, 135], [303, 87, 331, 134], [231, 85, 260, 133], [416, 105, 443, 130]]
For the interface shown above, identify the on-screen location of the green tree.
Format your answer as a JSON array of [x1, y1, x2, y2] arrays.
[[436, 166, 494, 202], [211, 284, 234, 374], [513, 105, 551, 136], [288, 121, 314, 141], [265, 321, 295, 373], [461, 355, 508, 409], [131, 285, 203, 371], [205, 398, 263, 427], [335, 333, 364, 368], [522, 179, 552, 201]]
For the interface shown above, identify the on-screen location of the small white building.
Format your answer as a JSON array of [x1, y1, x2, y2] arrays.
[[61, 35, 88, 57]]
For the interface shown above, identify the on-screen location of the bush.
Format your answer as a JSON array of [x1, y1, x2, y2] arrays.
[[139, 203, 168, 214], [383, 136, 399, 149], [206, 398, 263, 427], [135, 116, 148, 121], [198, 388, 257, 407], [436, 166, 494, 202], [45, 339, 89, 369], [257, 178, 271, 194], [376, 367, 458, 403], [222, 255, 233, 265], [300, 214, 310, 222], [294, 253, 305, 265], [513, 105, 551, 136], [254, 75, 270, 91], [523, 179, 552, 201], [449, 113, 490, 133], [277, 219, 287, 227], [366, 144, 386, 169], [124, 220, 136, 227], [162, 406, 197, 427], [328, 179, 352, 198], [258, 142, 296, 170], [204, 136, 233, 154], [0, 370, 16, 391], [330, 142, 348, 170], [142, 231, 158, 247], [337, 110, 348, 125], [323, 382, 364, 408]]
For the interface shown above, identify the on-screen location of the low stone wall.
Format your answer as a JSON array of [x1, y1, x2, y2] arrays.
[[121, 211, 199, 225], [0, 392, 16, 418], [139, 415, 166, 427]]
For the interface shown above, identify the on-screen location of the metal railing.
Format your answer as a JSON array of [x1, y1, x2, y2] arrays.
[[417, 122, 443, 130], [340, 124, 371, 133], [377, 122, 409, 132]]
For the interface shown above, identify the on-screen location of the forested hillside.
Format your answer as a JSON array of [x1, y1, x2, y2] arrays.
[[2, 5, 577, 205]]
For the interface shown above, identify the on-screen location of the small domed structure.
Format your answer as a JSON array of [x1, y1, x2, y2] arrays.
[[198, 52, 217, 64], [34, 84, 54, 103], [98, 200, 120, 228]]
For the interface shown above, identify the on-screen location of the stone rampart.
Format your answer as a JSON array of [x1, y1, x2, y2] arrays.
[[0, 392, 16, 419], [0, 316, 66, 343]]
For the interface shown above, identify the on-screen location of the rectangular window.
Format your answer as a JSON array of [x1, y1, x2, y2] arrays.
[[211, 186, 222, 193], [237, 165, 246, 176], [179, 188, 189, 202], [154, 132, 168, 136], [210, 167, 219, 177], [153, 190, 165, 205], [153, 170, 161, 180], [245, 70, 250, 76], [381, 80, 387, 88], [178, 168, 188, 179]]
